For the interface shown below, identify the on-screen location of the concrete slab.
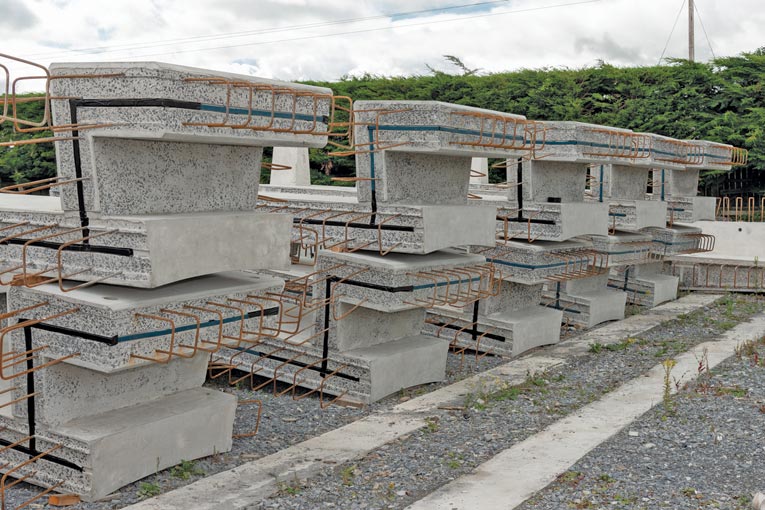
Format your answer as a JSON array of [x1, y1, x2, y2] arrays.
[[1, 210, 292, 288]]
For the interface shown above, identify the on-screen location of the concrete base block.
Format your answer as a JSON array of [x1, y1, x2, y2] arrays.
[[609, 272, 679, 307], [260, 193, 497, 254], [425, 305, 561, 357], [22, 353, 208, 427], [1, 205, 292, 288], [0, 387, 235, 502], [350, 335, 448, 402], [609, 200, 667, 230], [496, 202, 609, 242], [545, 275, 627, 328], [218, 334, 447, 404], [668, 196, 717, 223]]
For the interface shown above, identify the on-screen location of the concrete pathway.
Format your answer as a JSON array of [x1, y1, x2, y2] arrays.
[[407, 311, 765, 510], [125, 293, 721, 510]]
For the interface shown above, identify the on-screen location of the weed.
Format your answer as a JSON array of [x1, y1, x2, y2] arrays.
[[589, 342, 604, 354], [340, 465, 357, 486], [138, 482, 161, 498], [662, 358, 677, 415], [169, 460, 205, 480], [557, 470, 584, 487], [598, 473, 616, 484], [277, 475, 303, 496], [424, 416, 440, 433], [716, 385, 747, 398]]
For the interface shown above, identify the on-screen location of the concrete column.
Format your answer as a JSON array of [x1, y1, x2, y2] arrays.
[[269, 147, 311, 186], [470, 157, 489, 185]]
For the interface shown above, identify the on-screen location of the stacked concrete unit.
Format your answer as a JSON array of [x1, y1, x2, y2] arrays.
[[495, 121, 642, 328], [0, 62, 331, 501], [242, 101, 544, 398], [662, 142, 749, 289], [588, 134, 690, 307]]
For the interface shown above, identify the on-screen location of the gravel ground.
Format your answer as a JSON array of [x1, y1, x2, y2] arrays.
[[517, 331, 765, 510], [254, 294, 764, 510], [6, 294, 761, 509]]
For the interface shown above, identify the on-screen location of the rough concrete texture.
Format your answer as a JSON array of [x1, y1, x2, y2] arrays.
[[688, 139, 735, 171], [608, 199, 668, 230], [668, 167, 701, 198], [257, 191, 497, 255], [479, 238, 595, 283], [532, 121, 649, 165], [648, 133, 693, 170], [351, 100, 531, 203], [7, 271, 284, 371], [0, 204, 292, 288], [270, 147, 311, 186], [667, 195, 717, 222], [520, 160, 588, 203], [604, 164, 649, 200]]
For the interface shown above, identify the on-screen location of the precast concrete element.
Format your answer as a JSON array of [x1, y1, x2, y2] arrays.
[[600, 164, 667, 231], [543, 272, 627, 328], [270, 147, 311, 186], [609, 261, 679, 307], [350, 101, 534, 205], [669, 221, 765, 292], [424, 280, 562, 357], [256, 190, 497, 257], [218, 250, 497, 403], [0, 195, 292, 288], [0, 271, 285, 500], [49, 62, 332, 214]]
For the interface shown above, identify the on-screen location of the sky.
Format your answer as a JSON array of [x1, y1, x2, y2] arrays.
[[2, 0, 765, 89]]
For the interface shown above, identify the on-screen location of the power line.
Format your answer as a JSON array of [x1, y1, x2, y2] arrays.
[[658, 0, 687, 65], [100, 0, 602, 61], [694, 2, 716, 59], [25, 1, 513, 60]]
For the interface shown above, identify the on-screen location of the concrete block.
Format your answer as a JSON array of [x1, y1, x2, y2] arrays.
[[270, 147, 311, 186], [351, 336, 448, 402], [667, 196, 716, 222], [649, 133, 691, 171], [7, 271, 284, 372], [608, 200, 667, 230], [0, 201, 292, 288], [0, 388, 235, 501], [351, 101, 530, 204], [497, 202, 609, 241], [20, 353, 209, 427], [520, 160, 588, 203], [49, 62, 332, 213], [546, 273, 626, 327], [479, 238, 595, 283], [258, 191, 497, 255], [605, 164, 649, 200], [668, 168, 700, 198], [688, 139, 735, 171]]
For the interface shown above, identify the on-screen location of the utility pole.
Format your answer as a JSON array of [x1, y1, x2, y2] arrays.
[[688, 0, 695, 61]]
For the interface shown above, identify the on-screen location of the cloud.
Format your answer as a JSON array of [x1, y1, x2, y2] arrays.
[[0, 0, 40, 29], [2, 0, 765, 91]]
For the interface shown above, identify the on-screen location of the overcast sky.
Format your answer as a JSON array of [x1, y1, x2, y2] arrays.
[[3, 0, 764, 88]]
